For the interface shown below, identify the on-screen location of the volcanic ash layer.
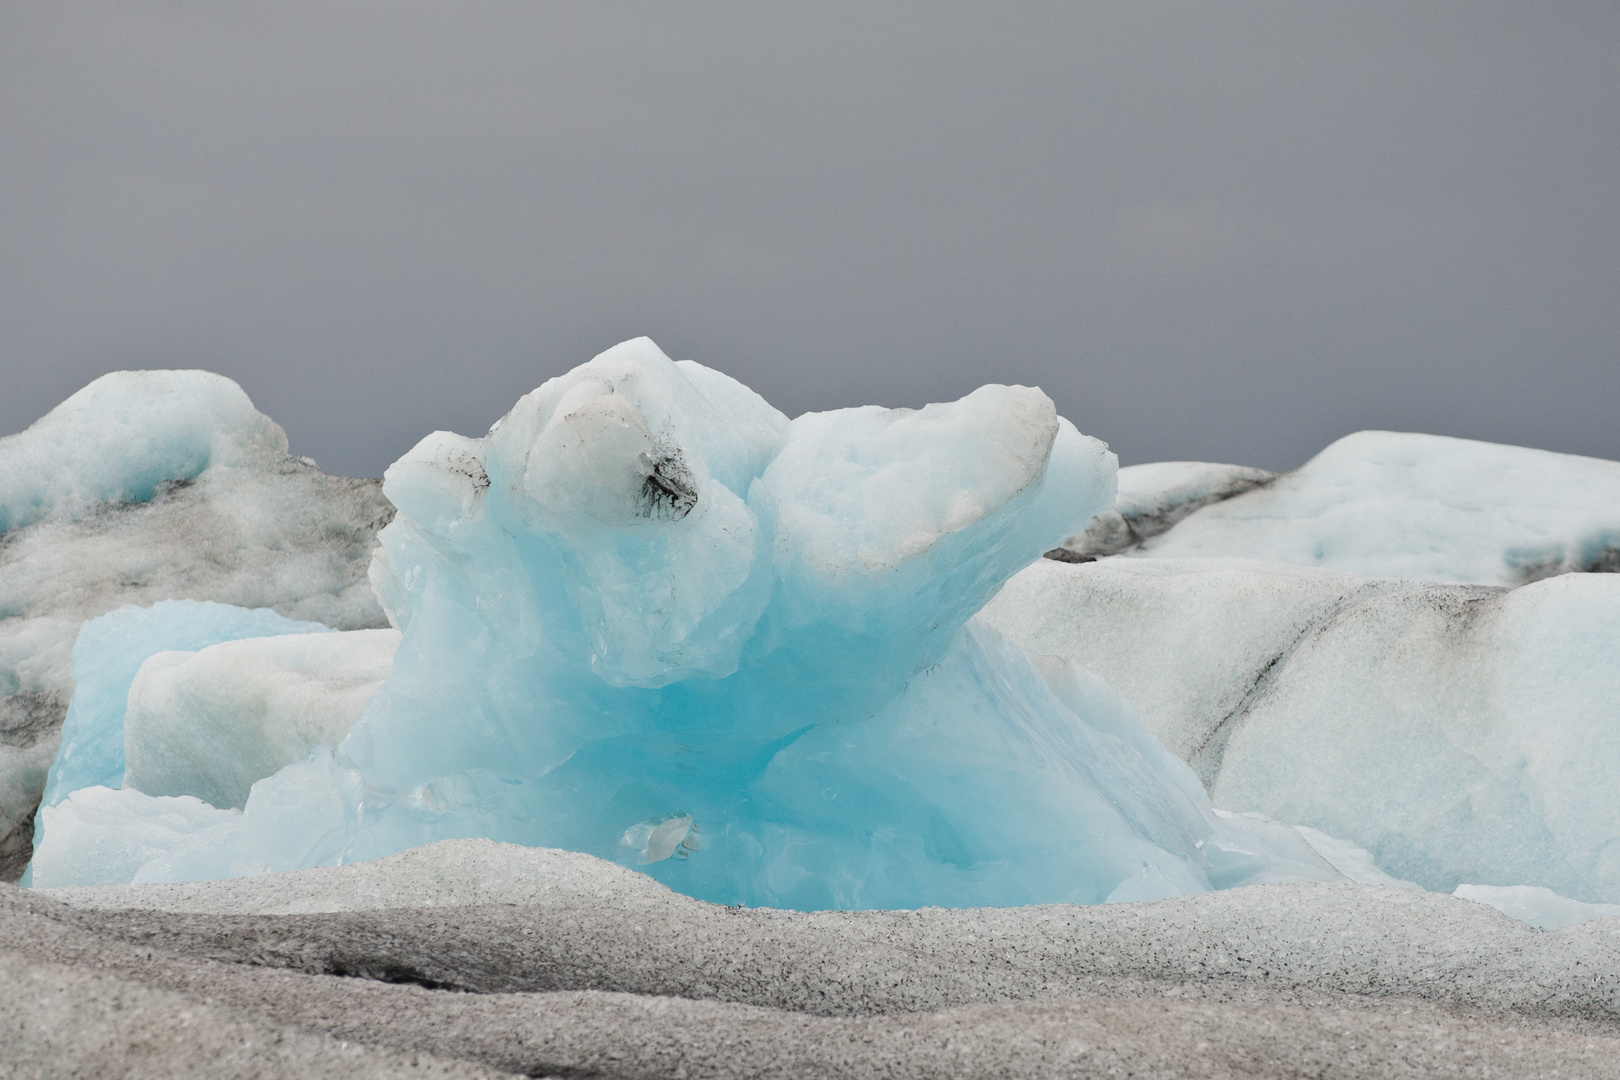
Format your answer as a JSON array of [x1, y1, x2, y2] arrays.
[[15, 839, 1620, 1080]]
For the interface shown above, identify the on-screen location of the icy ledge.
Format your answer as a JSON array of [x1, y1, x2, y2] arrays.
[[30, 339, 1345, 907]]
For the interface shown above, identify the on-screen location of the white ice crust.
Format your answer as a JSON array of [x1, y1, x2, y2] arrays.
[[985, 558, 1620, 902], [0, 370, 286, 534], [125, 629, 400, 810], [1133, 431, 1620, 585]]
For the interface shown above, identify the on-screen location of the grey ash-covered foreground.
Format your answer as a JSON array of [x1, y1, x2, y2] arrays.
[[8, 840, 1620, 1079]]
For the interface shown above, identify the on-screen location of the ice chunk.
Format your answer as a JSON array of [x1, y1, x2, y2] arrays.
[[29, 747, 362, 888], [0, 371, 392, 880], [0, 370, 286, 533], [29, 339, 1339, 907], [124, 628, 399, 810], [38, 601, 335, 814], [985, 557, 1620, 902], [28, 785, 240, 889], [1454, 883, 1620, 930], [1132, 431, 1620, 585], [982, 557, 1375, 780]]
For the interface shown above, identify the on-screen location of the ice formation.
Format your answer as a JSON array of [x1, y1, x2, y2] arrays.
[[0, 370, 390, 880], [1048, 460, 1274, 561], [1453, 883, 1620, 930], [125, 628, 400, 811], [985, 557, 1620, 901], [1125, 431, 1620, 585], [29, 339, 1342, 907], [33, 602, 335, 820]]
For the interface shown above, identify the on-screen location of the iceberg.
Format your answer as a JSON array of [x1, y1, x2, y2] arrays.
[[0, 370, 392, 880], [985, 557, 1620, 902], [29, 339, 1340, 906], [1120, 431, 1620, 585]]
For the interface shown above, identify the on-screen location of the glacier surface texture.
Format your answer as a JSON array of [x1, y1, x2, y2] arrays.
[[31, 339, 1338, 907], [1105, 431, 1620, 585], [0, 370, 390, 881]]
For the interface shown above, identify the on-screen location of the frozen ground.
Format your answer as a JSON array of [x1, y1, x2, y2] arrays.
[[11, 839, 1620, 1079]]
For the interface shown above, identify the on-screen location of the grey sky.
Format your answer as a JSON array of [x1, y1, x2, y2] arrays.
[[2, 2, 1616, 478]]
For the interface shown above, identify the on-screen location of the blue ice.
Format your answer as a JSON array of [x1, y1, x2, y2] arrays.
[[30, 340, 1337, 905]]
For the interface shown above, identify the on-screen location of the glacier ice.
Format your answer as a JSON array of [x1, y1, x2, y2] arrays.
[[36, 602, 335, 819], [28, 338, 1344, 906], [1453, 883, 1620, 930], [1123, 431, 1620, 585], [124, 628, 400, 811], [0, 369, 391, 879], [985, 557, 1620, 902], [1048, 460, 1275, 562], [0, 370, 284, 533]]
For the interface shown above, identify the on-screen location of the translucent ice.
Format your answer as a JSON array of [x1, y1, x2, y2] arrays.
[[1453, 883, 1620, 930], [29, 339, 1341, 906], [37, 602, 335, 817], [124, 628, 399, 810]]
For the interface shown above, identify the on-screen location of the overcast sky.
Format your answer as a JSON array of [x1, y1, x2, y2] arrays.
[[2, 2, 1616, 478]]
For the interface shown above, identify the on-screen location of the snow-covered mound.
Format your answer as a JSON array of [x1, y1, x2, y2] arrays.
[[984, 558, 1620, 902], [1127, 430, 1620, 585], [29, 339, 1349, 907], [0, 371, 392, 881], [0, 370, 284, 534], [1048, 460, 1274, 561]]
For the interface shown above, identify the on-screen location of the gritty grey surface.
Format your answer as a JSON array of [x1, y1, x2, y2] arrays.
[[44, 837, 681, 916], [1, 949, 513, 1079], [41, 841, 1620, 1026], [13, 840, 1620, 1078], [8, 881, 1620, 1079]]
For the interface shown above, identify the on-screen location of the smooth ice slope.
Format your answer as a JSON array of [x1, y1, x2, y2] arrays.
[[125, 628, 400, 810], [29, 339, 1342, 906], [1454, 884, 1620, 930], [984, 558, 1620, 901], [1132, 431, 1620, 585], [40, 602, 336, 811], [0, 370, 392, 880]]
